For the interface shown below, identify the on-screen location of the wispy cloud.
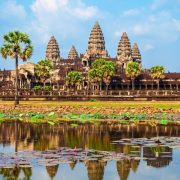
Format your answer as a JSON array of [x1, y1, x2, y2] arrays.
[[0, 0, 26, 20], [122, 9, 141, 17]]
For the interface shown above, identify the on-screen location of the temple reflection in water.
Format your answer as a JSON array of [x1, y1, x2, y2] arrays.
[[0, 122, 179, 180]]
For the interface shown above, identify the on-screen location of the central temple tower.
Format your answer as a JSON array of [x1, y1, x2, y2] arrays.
[[83, 22, 109, 67]]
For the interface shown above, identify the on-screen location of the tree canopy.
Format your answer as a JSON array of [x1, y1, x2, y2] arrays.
[[0, 31, 33, 61], [35, 59, 53, 83], [66, 71, 83, 89], [125, 61, 141, 90], [0, 31, 33, 105], [88, 59, 116, 91], [150, 65, 165, 80]]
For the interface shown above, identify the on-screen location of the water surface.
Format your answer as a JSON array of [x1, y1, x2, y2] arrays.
[[0, 122, 180, 180]]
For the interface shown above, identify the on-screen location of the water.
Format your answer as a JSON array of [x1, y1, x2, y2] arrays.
[[0, 121, 180, 180]]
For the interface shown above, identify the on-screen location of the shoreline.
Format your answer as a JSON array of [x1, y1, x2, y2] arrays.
[[0, 101, 179, 125]]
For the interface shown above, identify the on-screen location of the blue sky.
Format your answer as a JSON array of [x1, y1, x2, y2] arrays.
[[0, 0, 180, 72]]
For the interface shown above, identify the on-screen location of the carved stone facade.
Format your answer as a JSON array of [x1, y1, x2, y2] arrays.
[[82, 22, 109, 69], [117, 32, 132, 70], [131, 43, 141, 64], [68, 46, 79, 60], [0, 22, 180, 92], [45, 36, 60, 68]]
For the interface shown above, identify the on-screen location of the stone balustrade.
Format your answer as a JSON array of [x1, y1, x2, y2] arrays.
[[0, 89, 179, 98]]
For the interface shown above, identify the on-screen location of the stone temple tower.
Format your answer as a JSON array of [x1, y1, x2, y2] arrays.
[[116, 32, 132, 70], [131, 43, 141, 64], [68, 46, 79, 59], [45, 36, 60, 68], [83, 22, 109, 67]]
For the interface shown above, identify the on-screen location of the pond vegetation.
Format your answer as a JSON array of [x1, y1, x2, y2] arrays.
[[0, 122, 180, 179]]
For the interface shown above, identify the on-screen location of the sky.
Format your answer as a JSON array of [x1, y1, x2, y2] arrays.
[[0, 0, 180, 72]]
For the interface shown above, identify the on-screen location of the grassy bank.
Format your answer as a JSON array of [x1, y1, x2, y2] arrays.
[[0, 101, 179, 125], [0, 101, 180, 109]]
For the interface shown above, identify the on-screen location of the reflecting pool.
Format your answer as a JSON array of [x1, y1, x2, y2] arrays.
[[0, 121, 180, 180]]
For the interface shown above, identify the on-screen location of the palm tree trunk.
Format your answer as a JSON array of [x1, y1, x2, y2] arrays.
[[157, 80, 160, 90], [100, 81, 102, 91], [15, 56, 19, 105], [106, 84, 109, 95], [132, 79, 135, 90]]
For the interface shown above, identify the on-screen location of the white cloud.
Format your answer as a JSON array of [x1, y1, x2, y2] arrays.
[[132, 24, 151, 36], [122, 9, 141, 17], [31, 0, 98, 20], [143, 44, 154, 51], [150, 0, 168, 10], [29, 0, 99, 45], [0, 0, 26, 20]]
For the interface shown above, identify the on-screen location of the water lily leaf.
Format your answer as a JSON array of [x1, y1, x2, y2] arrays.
[[19, 113, 24, 117], [48, 112, 56, 117], [71, 124, 78, 127], [0, 113, 5, 118], [48, 121, 55, 125], [160, 119, 168, 125]]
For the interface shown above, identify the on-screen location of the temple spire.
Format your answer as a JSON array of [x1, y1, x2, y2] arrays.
[[45, 36, 60, 61], [68, 46, 79, 59], [88, 21, 105, 51], [116, 32, 132, 69], [131, 43, 141, 64], [83, 21, 108, 63]]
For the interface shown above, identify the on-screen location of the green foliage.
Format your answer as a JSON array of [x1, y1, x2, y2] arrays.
[[88, 68, 103, 83], [43, 86, 52, 91], [150, 65, 165, 80], [160, 119, 168, 125], [0, 31, 33, 105], [34, 85, 52, 91], [33, 85, 42, 90], [89, 98, 97, 102], [0, 113, 5, 118], [88, 59, 116, 88], [0, 31, 33, 61], [66, 71, 83, 88], [125, 61, 141, 79], [35, 59, 53, 82]]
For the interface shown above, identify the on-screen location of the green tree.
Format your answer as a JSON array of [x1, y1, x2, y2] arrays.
[[88, 68, 103, 89], [0, 31, 33, 105], [35, 59, 53, 87], [102, 62, 115, 94], [125, 61, 141, 90], [150, 65, 165, 90], [66, 71, 83, 93], [88, 59, 116, 93]]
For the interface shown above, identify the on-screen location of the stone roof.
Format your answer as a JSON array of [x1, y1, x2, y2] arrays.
[[45, 36, 60, 61], [68, 46, 79, 59], [88, 22, 105, 51], [117, 32, 131, 60], [131, 43, 141, 63]]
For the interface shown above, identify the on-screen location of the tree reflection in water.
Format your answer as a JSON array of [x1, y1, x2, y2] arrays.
[[0, 166, 32, 180], [0, 121, 179, 180]]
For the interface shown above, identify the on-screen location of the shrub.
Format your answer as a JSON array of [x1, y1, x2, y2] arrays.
[[33, 85, 42, 90], [43, 86, 52, 91], [89, 98, 97, 102]]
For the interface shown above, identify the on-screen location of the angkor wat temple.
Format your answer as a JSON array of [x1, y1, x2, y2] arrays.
[[0, 22, 180, 100]]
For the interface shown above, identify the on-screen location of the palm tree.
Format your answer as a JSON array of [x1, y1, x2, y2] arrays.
[[89, 59, 107, 91], [150, 65, 165, 90], [35, 59, 53, 87], [0, 31, 33, 105], [88, 68, 103, 91], [102, 62, 115, 94], [88, 59, 116, 92], [125, 61, 141, 90], [65, 71, 83, 93]]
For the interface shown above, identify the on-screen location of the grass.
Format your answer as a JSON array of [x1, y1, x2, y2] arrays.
[[0, 101, 180, 109]]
